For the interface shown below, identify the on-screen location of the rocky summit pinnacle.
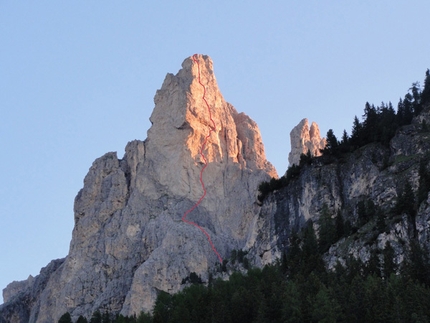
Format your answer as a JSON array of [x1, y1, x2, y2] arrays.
[[288, 118, 326, 166], [0, 54, 277, 322]]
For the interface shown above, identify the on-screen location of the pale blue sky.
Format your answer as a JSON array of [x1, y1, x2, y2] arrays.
[[1, 1, 430, 299]]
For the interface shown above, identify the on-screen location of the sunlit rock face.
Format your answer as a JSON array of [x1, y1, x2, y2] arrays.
[[0, 54, 277, 322], [288, 118, 326, 166]]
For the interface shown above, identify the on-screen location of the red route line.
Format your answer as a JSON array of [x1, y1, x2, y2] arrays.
[[181, 54, 223, 264]]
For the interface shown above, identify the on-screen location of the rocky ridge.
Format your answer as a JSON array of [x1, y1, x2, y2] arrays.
[[0, 55, 276, 322], [288, 118, 326, 166], [248, 106, 430, 272]]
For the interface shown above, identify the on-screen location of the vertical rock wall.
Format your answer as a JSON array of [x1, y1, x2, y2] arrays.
[[0, 55, 278, 322], [288, 118, 326, 166]]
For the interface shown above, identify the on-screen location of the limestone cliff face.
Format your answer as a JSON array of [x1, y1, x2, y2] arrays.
[[0, 55, 277, 322], [249, 107, 430, 271], [3, 55, 430, 323], [0, 259, 65, 323], [288, 118, 326, 166]]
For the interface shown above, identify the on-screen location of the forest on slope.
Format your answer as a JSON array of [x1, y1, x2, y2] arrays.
[[58, 221, 430, 323]]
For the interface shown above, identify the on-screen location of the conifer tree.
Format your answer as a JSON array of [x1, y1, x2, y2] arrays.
[[335, 210, 345, 240], [365, 249, 382, 278], [363, 102, 378, 143], [58, 313, 72, 323], [325, 129, 339, 155], [396, 181, 415, 218], [77, 316, 88, 323], [418, 159, 430, 205], [376, 209, 386, 233], [339, 129, 351, 152], [421, 69, 430, 105], [402, 93, 414, 124], [90, 311, 102, 323], [410, 82, 422, 116], [351, 116, 363, 147], [318, 204, 336, 253], [382, 242, 397, 278]]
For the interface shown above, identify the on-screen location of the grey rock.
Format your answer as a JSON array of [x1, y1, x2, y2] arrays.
[[250, 107, 430, 273], [0, 259, 64, 323], [3, 276, 34, 304], [288, 118, 326, 166], [1, 55, 276, 322]]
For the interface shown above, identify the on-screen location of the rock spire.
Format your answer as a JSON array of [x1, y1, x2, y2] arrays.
[[0, 54, 277, 322], [288, 118, 326, 166]]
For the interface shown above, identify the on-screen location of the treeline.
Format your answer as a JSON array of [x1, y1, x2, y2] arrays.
[[258, 69, 430, 202], [59, 218, 430, 323], [325, 69, 430, 156]]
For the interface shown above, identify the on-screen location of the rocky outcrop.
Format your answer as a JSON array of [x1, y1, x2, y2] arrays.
[[0, 55, 277, 322], [0, 259, 65, 323], [288, 118, 326, 166], [249, 106, 430, 271], [3, 276, 34, 304]]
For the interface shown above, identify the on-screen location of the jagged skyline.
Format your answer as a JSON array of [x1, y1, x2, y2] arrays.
[[1, 1, 430, 300]]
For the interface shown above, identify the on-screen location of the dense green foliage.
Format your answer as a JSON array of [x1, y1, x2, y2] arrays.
[[324, 71, 430, 156], [58, 312, 72, 323], [419, 157, 430, 205]]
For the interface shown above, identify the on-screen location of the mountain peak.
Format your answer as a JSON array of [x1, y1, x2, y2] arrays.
[[146, 54, 276, 198], [0, 55, 278, 321]]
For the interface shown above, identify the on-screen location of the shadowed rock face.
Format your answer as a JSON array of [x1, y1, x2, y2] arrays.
[[0, 55, 277, 322], [249, 106, 430, 279], [288, 118, 326, 166], [0, 259, 65, 323]]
